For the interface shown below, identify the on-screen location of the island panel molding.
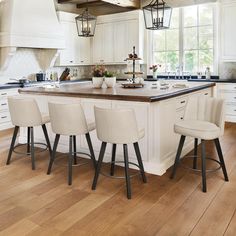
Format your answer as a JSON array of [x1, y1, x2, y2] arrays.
[[18, 81, 215, 175]]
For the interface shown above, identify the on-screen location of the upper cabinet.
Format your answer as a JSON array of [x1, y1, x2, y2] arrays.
[[221, 0, 236, 62], [92, 10, 146, 64], [56, 12, 92, 66]]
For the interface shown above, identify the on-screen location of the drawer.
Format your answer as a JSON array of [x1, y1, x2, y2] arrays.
[[176, 96, 188, 110], [225, 104, 236, 116], [217, 83, 236, 92], [218, 92, 236, 103], [0, 98, 9, 111], [0, 111, 11, 124], [0, 89, 19, 98]]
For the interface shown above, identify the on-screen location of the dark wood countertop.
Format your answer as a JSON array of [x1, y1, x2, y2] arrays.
[[18, 81, 215, 102]]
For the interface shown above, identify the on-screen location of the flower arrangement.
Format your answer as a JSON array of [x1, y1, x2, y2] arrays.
[[104, 71, 115, 78], [92, 65, 106, 77], [149, 64, 161, 72]]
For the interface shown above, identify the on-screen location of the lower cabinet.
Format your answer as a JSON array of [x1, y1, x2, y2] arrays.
[[216, 83, 236, 122], [0, 88, 19, 131]]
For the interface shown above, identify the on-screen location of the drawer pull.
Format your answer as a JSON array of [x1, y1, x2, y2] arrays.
[[1, 116, 7, 119], [180, 101, 186, 104], [1, 93, 7, 96], [1, 103, 7, 106], [204, 93, 208, 95]]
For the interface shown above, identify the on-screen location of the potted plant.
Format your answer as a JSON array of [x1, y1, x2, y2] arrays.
[[149, 64, 161, 79], [92, 65, 106, 88], [104, 71, 116, 88]]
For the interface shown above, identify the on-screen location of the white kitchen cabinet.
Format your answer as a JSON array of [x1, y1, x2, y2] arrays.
[[0, 88, 19, 131], [93, 10, 146, 64], [221, 1, 236, 62], [216, 83, 236, 122], [56, 12, 91, 66], [93, 23, 114, 64]]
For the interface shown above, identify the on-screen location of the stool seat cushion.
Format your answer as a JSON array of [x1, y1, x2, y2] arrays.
[[42, 114, 50, 124], [174, 120, 221, 140], [87, 122, 96, 132]]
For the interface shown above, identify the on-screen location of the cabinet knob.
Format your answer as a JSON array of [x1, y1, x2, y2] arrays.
[[70, 60, 73, 63], [204, 93, 208, 95], [180, 117, 183, 120], [180, 101, 185, 104], [81, 61, 84, 63]]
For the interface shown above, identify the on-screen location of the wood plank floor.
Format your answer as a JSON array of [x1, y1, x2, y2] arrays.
[[1, 123, 236, 236]]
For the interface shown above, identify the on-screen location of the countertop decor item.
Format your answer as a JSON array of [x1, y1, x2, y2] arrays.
[[104, 71, 116, 88], [75, 0, 97, 37], [150, 64, 161, 79], [92, 65, 106, 88], [124, 46, 143, 84], [143, 0, 172, 30]]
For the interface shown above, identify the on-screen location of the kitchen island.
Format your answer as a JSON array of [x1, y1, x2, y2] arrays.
[[18, 81, 215, 175]]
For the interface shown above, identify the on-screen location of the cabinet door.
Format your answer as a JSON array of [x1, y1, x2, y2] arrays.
[[221, 2, 236, 61], [93, 24, 103, 63], [79, 37, 91, 64], [102, 23, 114, 63], [127, 19, 139, 55], [114, 21, 127, 63], [59, 21, 76, 65]]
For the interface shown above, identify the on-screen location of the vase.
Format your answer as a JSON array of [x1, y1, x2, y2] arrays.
[[92, 77, 104, 88], [153, 71, 158, 80], [104, 77, 116, 88]]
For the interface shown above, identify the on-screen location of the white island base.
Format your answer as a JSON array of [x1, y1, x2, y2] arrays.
[[18, 86, 212, 175]]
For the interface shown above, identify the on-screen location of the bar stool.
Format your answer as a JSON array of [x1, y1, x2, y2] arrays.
[[170, 96, 229, 192], [92, 106, 147, 199], [47, 102, 97, 185], [7, 97, 52, 170]]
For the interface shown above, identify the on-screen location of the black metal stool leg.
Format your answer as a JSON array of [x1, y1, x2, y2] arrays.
[[124, 144, 131, 199], [201, 140, 207, 192], [170, 135, 186, 179], [68, 136, 73, 185], [47, 134, 60, 174], [73, 136, 77, 165], [42, 124, 52, 155], [110, 144, 117, 176], [193, 138, 198, 169], [214, 138, 229, 182], [92, 142, 107, 190], [30, 127, 35, 170], [6, 126, 19, 165], [86, 133, 97, 169], [27, 127, 31, 154], [134, 142, 147, 183]]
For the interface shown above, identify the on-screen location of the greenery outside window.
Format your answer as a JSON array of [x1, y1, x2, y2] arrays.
[[150, 4, 217, 75]]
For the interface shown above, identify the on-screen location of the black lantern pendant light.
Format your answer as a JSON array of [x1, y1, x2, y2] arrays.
[[75, 1, 97, 37], [143, 0, 172, 30]]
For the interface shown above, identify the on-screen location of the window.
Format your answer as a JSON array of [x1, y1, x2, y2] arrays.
[[150, 4, 216, 75]]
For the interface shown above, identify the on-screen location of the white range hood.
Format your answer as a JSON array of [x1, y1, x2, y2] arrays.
[[0, 0, 65, 49]]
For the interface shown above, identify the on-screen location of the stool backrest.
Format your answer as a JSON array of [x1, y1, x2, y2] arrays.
[[48, 102, 88, 136], [8, 96, 43, 127], [94, 106, 139, 144], [184, 96, 225, 134]]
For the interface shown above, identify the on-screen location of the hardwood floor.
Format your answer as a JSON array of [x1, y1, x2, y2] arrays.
[[1, 123, 236, 236]]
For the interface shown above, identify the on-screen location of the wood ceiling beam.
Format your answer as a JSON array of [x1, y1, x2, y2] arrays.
[[102, 0, 140, 8], [76, 1, 106, 8]]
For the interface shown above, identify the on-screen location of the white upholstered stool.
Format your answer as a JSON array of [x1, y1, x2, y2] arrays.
[[170, 97, 229, 192], [92, 106, 147, 199], [7, 97, 52, 170], [47, 102, 96, 185]]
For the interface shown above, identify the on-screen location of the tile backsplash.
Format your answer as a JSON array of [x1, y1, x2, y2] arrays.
[[219, 62, 236, 79]]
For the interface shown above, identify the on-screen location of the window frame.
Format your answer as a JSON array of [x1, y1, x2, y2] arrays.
[[147, 3, 219, 76]]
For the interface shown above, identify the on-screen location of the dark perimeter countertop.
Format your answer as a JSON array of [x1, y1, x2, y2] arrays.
[[18, 81, 215, 103]]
